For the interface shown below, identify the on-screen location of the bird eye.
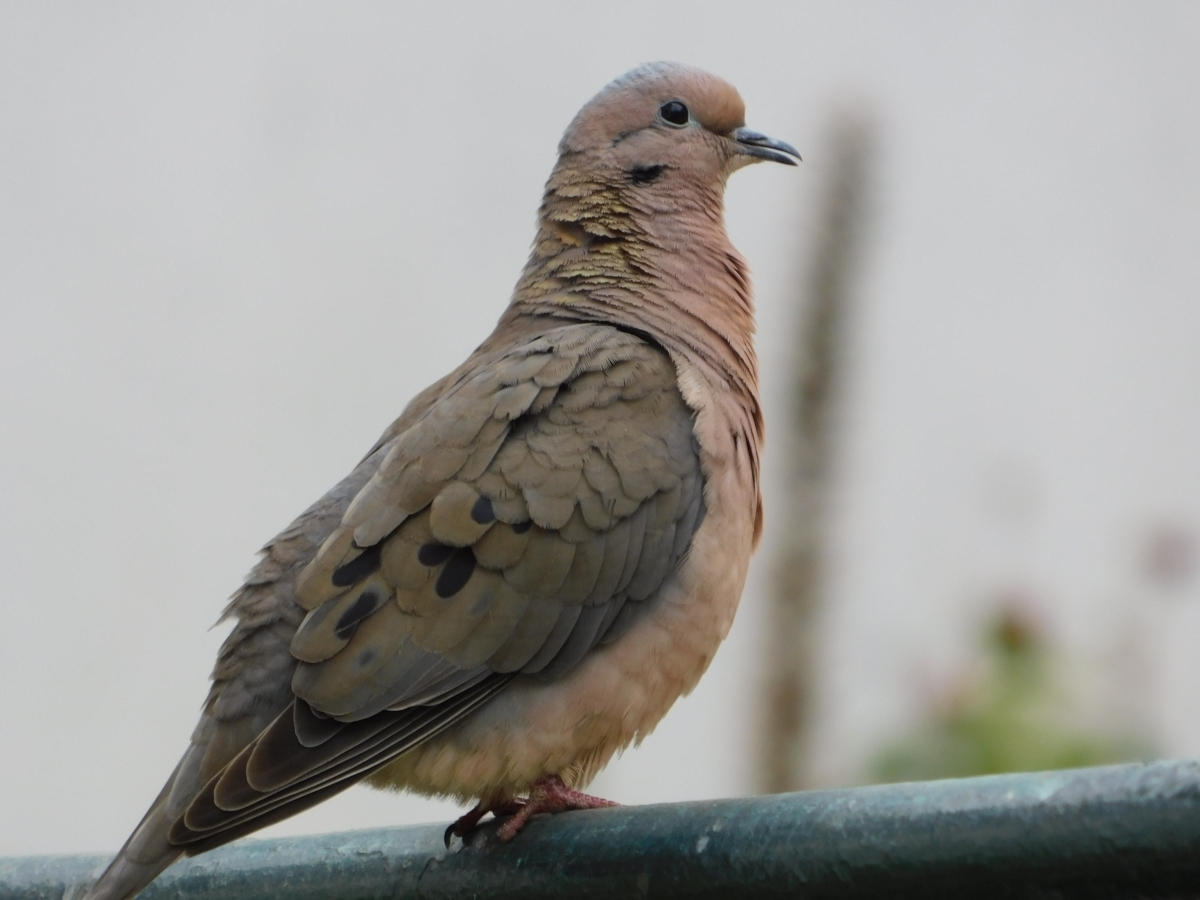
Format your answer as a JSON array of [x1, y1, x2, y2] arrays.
[[659, 100, 690, 127]]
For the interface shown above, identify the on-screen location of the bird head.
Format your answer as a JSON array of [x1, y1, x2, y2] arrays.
[[557, 61, 800, 197]]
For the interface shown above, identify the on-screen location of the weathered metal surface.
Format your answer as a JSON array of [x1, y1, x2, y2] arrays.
[[4, 759, 1200, 899]]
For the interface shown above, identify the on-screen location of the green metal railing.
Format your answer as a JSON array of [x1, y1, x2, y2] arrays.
[[4, 759, 1200, 899]]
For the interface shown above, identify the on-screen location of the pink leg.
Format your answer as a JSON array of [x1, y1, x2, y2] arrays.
[[496, 775, 619, 841]]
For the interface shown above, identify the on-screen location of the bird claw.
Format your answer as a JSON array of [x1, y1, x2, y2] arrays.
[[496, 775, 618, 842], [444, 798, 527, 847], [444, 778, 614, 846]]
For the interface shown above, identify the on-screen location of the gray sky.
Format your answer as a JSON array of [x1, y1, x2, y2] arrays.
[[2, 2, 1198, 856]]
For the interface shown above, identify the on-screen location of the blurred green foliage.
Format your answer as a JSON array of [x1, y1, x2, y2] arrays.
[[870, 608, 1152, 782]]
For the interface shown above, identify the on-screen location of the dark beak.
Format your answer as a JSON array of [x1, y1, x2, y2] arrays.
[[732, 127, 801, 165]]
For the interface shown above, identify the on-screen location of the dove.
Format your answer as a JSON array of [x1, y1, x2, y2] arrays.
[[82, 61, 799, 900]]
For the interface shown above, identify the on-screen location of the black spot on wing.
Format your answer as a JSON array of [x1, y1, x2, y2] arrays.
[[418, 542, 455, 566], [332, 544, 382, 587], [334, 590, 380, 640], [436, 548, 476, 598], [471, 496, 496, 524]]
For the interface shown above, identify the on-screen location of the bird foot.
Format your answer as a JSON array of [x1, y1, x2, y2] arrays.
[[496, 775, 618, 841], [444, 798, 526, 847]]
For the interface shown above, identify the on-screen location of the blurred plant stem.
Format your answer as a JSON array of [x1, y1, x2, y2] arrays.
[[758, 114, 873, 794], [870, 606, 1153, 782]]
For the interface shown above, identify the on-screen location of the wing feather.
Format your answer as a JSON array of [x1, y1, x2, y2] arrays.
[[167, 323, 707, 852]]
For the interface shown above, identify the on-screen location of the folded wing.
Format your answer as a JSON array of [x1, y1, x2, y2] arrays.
[[167, 322, 706, 851]]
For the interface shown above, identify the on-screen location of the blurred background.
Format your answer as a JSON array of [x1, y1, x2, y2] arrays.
[[2, 2, 1198, 856]]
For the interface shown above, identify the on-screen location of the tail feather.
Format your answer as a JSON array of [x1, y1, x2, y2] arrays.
[[81, 779, 182, 900]]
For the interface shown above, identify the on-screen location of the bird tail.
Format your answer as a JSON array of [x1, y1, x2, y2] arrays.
[[81, 778, 182, 900]]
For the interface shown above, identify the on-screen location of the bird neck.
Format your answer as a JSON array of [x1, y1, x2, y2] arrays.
[[505, 160, 761, 430]]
